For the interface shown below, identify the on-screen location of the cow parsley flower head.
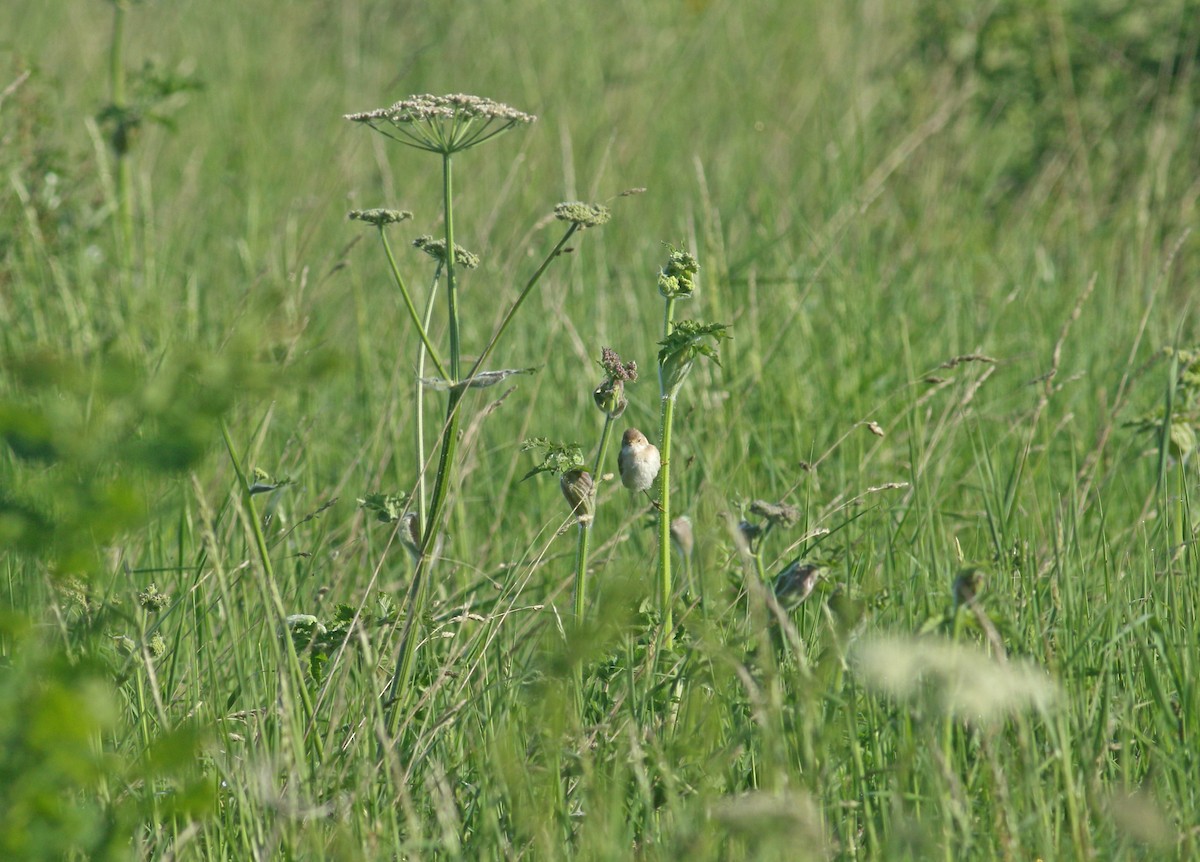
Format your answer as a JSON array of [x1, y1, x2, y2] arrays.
[[554, 202, 611, 229], [348, 208, 412, 227], [346, 93, 536, 154], [412, 235, 480, 269]]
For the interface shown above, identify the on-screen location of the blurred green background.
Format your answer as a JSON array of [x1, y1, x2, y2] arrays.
[[2, 0, 1199, 858]]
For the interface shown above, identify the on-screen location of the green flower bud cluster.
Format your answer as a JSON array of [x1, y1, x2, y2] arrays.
[[554, 202, 611, 229], [348, 208, 413, 227], [137, 583, 170, 612], [658, 246, 700, 299], [520, 438, 585, 481], [593, 346, 637, 419], [413, 235, 480, 269]]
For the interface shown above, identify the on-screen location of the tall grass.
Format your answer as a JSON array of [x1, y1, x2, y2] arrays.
[[2, 0, 1199, 858]]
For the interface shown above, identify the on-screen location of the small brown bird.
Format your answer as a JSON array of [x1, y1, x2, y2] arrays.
[[618, 428, 661, 493], [952, 568, 984, 608], [773, 560, 822, 608]]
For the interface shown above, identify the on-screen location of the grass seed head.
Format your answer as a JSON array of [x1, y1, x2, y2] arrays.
[[855, 637, 1058, 725]]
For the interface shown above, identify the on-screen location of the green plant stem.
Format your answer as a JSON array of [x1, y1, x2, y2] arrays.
[[219, 420, 322, 759], [574, 415, 616, 622], [751, 523, 774, 584], [443, 153, 460, 380], [657, 295, 678, 641], [109, 0, 135, 274], [379, 228, 449, 382], [383, 155, 464, 729], [384, 392, 463, 731], [414, 266, 442, 531], [384, 215, 578, 730], [657, 393, 677, 639], [467, 224, 579, 379]]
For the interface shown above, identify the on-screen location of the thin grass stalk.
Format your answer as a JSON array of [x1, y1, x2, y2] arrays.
[[415, 266, 442, 530], [219, 420, 323, 761], [467, 224, 579, 379], [379, 227, 448, 381], [108, 0, 135, 275], [384, 397, 462, 735], [1052, 710, 1089, 861], [656, 295, 678, 639], [385, 208, 577, 729], [657, 394, 676, 638], [574, 414, 616, 622]]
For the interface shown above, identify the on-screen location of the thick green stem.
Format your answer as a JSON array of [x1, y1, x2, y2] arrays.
[[380, 228, 449, 381], [384, 389, 463, 731], [656, 296, 678, 641], [414, 266, 442, 531], [384, 198, 578, 729], [443, 153, 460, 380], [662, 296, 678, 339], [574, 415, 616, 622], [383, 155, 464, 730], [657, 393, 677, 638]]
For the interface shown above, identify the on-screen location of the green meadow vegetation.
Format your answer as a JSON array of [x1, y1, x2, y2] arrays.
[[3, 0, 1199, 858]]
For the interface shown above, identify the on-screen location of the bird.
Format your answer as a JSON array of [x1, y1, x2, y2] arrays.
[[772, 560, 822, 608], [617, 428, 661, 494], [952, 568, 984, 608]]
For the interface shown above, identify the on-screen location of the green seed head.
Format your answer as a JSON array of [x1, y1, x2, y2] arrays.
[[348, 208, 413, 227], [520, 438, 585, 481], [413, 235, 480, 269], [137, 583, 170, 612], [658, 246, 700, 299], [554, 202, 611, 229], [148, 633, 167, 658]]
